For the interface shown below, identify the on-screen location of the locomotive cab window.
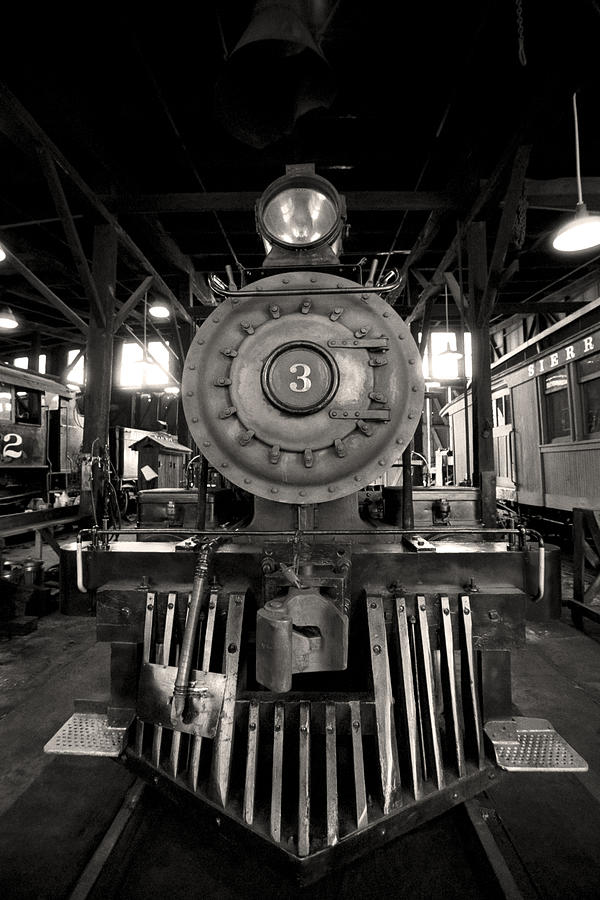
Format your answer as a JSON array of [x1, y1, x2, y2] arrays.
[[15, 388, 41, 424], [0, 387, 12, 421], [577, 351, 600, 437], [0, 383, 42, 425], [542, 369, 570, 442]]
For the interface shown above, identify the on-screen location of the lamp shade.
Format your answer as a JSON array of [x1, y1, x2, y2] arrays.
[[439, 342, 463, 359], [0, 307, 18, 329], [149, 301, 170, 319], [552, 202, 600, 252]]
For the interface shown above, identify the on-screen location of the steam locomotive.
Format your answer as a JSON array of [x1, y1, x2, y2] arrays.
[[46, 166, 587, 883]]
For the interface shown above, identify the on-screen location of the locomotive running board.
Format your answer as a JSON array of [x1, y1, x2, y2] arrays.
[[44, 709, 127, 757], [483, 717, 588, 772]]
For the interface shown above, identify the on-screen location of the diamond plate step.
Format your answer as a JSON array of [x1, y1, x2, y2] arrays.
[[44, 713, 127, 757], [484, 717, 588, 772]]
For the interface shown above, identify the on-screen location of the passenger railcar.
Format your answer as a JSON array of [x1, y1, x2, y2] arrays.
[[46, 167, 587, 883], [444, 297, 600, 541]]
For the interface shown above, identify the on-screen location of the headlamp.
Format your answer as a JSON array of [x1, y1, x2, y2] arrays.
[[256, 167, 345, 256]]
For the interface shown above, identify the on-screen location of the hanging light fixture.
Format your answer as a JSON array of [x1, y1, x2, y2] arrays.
[[552, 92, 600, 252], [439, 284, 463, 359], [0, 306, 18, 330], [148, 299, 170, 319]]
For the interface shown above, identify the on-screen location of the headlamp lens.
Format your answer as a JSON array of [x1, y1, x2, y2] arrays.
[[262, 187, 339, 247]]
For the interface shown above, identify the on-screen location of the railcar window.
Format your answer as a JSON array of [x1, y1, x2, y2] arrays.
[[577, 352, 600, 437], [543, 369, 570, 441], [14, 389, 41, 425], [493, 394, 512, 427]]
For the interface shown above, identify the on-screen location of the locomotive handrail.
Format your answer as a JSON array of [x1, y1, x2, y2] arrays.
[[207, 269, 402, 299], [81, 525, 539, 538]]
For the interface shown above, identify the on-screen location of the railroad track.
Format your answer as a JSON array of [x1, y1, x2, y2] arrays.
[[68, 779, 537, 900]]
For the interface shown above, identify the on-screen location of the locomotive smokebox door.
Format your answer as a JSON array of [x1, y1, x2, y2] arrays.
[[182, 276, 424, 505]]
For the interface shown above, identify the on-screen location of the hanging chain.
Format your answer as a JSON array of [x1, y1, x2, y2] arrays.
[[515, 0, 527, 66]]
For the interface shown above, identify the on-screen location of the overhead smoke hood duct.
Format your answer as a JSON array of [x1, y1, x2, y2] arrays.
[[214, 0, 338, 149]]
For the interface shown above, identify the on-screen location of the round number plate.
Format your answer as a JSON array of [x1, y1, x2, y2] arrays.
[[261, 341, 339, 414]]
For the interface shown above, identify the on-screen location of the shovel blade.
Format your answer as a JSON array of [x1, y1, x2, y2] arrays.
[[137, 663, 226, 739]]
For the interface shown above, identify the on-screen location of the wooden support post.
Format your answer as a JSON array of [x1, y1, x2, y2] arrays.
[[411, 321, 425, 487], [81, 224, 117, 520], [401, 442, 414, 528], [196, 455, 209, 530], [467, 222, 496, 526]]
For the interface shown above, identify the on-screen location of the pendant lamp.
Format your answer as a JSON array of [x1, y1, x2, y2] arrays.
[[552, 92, 600, 252]]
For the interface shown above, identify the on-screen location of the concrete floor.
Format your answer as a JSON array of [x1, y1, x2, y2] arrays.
[[0, 535, 600, 898]]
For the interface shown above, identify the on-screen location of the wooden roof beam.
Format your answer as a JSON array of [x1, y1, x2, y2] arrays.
[[113, 275, 154, 332], [1, 247, 88, 335], [476, 145, 532, 327], [406, 135, 524, 326], [100, 190, 452, 214], [38, 146, 106, 328], [0, 82, 196, 325]]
